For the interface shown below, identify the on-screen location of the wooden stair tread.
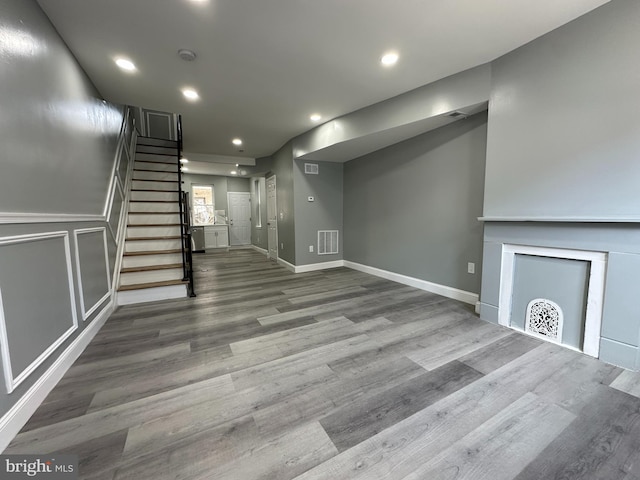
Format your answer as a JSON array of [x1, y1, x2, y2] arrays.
[[127, 223, 182, 227], [132, 178, 179, 183], [118, 279, 188, 292], [123, 249, 182, 256], [121, 263, 183, 273], [129, 211, 181, 215], [130, 189, 180, 193], [134, 159, 178, 165], [133, 168, 178, 175], [126, 236, 181, 241]]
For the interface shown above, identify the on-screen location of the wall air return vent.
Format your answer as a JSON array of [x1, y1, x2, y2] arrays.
[[304, 163, 319, 175], [318, 230, 339, 255], [525, 298, 564, 343]]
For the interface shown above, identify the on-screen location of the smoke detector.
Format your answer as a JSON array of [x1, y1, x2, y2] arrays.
[[178, 49, 197, 61]]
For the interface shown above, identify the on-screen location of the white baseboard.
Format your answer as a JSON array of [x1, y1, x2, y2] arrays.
[[277, 258, 296, 272], [343, 260, 479, 305], [0, 300, 114, 453], [116, 284, 187, 306], [251, 245, 268, 256], [294, 260, 344, 273]]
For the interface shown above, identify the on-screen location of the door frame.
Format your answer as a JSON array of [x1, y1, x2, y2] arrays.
[[227, 192, 251, 246], [266, 175, 278, 261]]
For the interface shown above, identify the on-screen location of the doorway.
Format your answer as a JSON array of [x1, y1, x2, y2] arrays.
[[266, 176, 277, 260], [227, 192, 251, 246]]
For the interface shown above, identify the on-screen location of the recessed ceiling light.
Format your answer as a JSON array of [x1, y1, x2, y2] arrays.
[[182, 88, 199, 100], [310, 114, 322, 122], [180, 158, 189, 163], [380, 52, 399, 67], [230, 170, 237, 175], [232, 138, 242, 146], [115, 58, 136, 71], [235, 163, 239, 167]]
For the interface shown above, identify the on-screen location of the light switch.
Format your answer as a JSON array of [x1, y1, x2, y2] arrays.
[[467, 262, 475, 274]]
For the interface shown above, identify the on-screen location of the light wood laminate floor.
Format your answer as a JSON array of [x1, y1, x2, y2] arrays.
[[7, 249, 640, 479]]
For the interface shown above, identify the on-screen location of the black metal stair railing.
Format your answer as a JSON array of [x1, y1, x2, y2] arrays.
[[176, 115, 196, 297]]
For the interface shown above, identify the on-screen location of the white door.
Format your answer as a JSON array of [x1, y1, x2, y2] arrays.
[[266, 176, 277, 260], [228, 192, 251, 245]]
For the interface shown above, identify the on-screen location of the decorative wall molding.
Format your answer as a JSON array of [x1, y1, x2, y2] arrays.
[[0, 232, 78, 394], [106, 179, 125, 243], [479, 216, 640, 223], [0, 212, 104, 225], [73, 227, 111, 321], [344, 261, 479, 305], [0, 299, 113, 453], [498, 243, 607, 357]]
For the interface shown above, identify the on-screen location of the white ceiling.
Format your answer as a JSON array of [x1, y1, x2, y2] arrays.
[[37, 0, 609, 161]]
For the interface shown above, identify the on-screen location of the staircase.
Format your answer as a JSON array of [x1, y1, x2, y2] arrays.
[[117, 136, 190, 304]]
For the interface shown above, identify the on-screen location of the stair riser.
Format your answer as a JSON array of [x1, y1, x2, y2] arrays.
[[135, 153, 178, 164], [120, 268, 184, 286], [129, 202, 180, 213], [128, 213, 181, 224], [126, 226, 182, 237], [137, 137, 178, 148], [130, 191, 179, 202], [133, 170, 179, 182], [125, 239, 182, 252], [134, 161, 178, 173], [136, 145, 178, 156], [131, 180, 179, 191], [122, 253, 183, 268]]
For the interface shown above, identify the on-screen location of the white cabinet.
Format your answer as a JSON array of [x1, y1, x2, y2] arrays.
[[204, 225, 229, 249]]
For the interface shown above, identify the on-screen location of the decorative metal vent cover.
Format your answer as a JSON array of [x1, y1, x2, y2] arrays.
[[525, 298, 564, 343], [304, 163, 319, 175], [318, 230, 339, 255]]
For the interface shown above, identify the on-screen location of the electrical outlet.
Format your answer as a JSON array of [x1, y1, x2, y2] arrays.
[[467, 262, 475, 274], [309, 245, 314, 253]]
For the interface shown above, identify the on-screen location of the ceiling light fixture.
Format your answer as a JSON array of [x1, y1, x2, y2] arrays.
[[178, 49, 197, 62], [380, 52, 399, 67], [310, 113, 322, 122], [232, 138, 242, 146], [230, 170, 237, 175], [115, 58, 136, 71], [180, 158, 189, 163], [182, 167, 189, 172], [182, 88, 199, 100]]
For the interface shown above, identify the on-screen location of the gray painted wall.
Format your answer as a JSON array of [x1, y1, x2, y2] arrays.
[[480, 0, 640, 370], [250, 177, 268, 250], [0, 0, 126, 427], [483, 0, 640, 219], [293, 160, 343, 265], [0, 0, 123, 216], [253, 144, 296, 264], [344, 112, 488, 294]]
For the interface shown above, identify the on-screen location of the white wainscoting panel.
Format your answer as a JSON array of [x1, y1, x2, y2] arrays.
[[0, 232, 78, 394], [73, 227, 111, 321]]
